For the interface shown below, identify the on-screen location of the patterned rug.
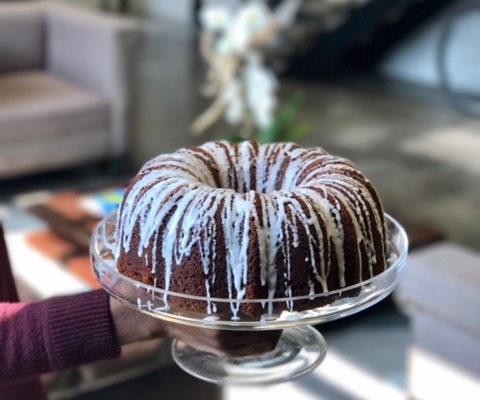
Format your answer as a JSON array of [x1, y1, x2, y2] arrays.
[[20, 188, 124, 289]]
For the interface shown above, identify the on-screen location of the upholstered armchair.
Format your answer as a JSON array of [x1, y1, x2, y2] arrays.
[[0, 1, 141, 178]]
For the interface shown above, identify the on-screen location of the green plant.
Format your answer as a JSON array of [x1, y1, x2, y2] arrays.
[[222, 95, 311, 143]]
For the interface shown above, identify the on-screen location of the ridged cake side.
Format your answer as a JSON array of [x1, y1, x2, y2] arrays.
[[115, 141, 387, 318]]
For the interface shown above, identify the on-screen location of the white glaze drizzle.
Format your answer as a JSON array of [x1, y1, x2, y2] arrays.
[[114, 141, 387, 317]]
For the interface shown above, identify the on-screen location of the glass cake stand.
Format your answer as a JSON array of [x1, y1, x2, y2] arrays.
[[91, 213, 408, 385]]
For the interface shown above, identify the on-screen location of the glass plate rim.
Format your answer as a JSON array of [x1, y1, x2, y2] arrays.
[[91, 212, 408, 304]]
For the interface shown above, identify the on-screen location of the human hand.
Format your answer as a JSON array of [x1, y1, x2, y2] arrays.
[[109, 297, 167, 345], [110, 297, 281, 356]]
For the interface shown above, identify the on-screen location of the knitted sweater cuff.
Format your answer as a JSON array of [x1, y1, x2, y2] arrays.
[[45, 289, 121, 370]]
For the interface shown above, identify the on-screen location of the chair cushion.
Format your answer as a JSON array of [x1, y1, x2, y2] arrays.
[[0, 71, 111, 176], [0, 71, 110, 143], [0, 3, 45, 72]]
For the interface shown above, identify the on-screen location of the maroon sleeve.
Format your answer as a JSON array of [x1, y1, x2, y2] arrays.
[[0, 289, 121, 381]]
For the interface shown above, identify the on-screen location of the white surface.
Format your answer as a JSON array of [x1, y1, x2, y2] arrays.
[[224, 349, 405, 400], [395, 242, 480, 398], [6, 231, 89, 299], [408, 346, 480, 400], [395, 242, 480, 334], [412, 311, 480, 374]]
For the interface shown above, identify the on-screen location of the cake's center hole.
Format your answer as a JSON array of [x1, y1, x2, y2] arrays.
[[213, 157, 295, 194]]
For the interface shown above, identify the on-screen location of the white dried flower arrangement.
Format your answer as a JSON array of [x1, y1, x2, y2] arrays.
[[192, 0, 308, 143]]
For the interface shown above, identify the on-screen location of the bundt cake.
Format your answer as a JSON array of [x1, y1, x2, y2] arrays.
[[114, 141, 388, 319]]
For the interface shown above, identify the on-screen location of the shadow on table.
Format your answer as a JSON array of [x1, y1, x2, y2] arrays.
[[69, 364, 221, 400]]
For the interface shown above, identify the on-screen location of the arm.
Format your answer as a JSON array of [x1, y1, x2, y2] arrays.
[[0, 290, 120, 382], [0, 289, 280, 382]]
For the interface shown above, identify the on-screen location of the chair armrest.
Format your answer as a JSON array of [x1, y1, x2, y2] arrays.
[[45, 2, 142, 155]]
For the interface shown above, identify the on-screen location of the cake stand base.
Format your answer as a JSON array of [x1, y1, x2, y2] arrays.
[[172, 325, 327, 385]]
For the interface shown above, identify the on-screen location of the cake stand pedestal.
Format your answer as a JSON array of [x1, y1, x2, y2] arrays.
[[172, 325, 326, 384], [91, 214, 408, 385]]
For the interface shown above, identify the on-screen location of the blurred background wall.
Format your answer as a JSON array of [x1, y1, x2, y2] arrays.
[[61, 0, 480, 164], [381, 4, 480, 94]]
